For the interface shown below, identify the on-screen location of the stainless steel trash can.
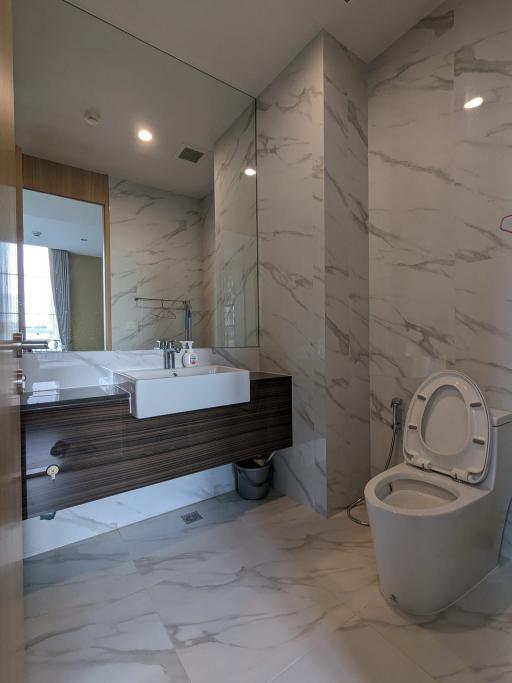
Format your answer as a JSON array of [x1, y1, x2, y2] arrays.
[[235, 459, 273, 500]]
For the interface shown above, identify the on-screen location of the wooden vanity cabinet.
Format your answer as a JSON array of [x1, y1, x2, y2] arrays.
[[22, 374, 292, 518]]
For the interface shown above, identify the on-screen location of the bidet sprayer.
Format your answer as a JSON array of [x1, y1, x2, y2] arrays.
[[390, 397, 402, 433]]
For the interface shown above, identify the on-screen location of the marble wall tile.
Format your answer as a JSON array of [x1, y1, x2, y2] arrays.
[[22, 346, 260, 392], [210, 346, 260, 371], [453, 0, 512, 411], [257, 34, 328, 514], [257, 32, 369, 516], [209, 104, 259, 347], [324, 33, 370, 513], [108, 109, 259, 351], [109, 178, 207, 349], [199, 194, 218, 343], [368, 3, 456, 482], [368, 0, 512, 556]]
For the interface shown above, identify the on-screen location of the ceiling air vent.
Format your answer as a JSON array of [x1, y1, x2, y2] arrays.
[[176, 144, 205, 164]]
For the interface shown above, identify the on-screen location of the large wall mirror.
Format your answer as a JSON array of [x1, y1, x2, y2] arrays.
[[13, 0, 258, 351]]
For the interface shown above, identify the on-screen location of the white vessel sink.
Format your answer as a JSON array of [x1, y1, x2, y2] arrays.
[[116, 365, 250, 419]]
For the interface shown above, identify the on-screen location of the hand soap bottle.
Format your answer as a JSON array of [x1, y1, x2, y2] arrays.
[[181, 341, 198, 368]]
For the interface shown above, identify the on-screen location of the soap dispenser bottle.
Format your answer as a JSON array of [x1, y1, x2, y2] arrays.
[[181, 341, 198, 368]]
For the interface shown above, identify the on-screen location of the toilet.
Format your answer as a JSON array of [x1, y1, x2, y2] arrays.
[[365, 370, 512, 615]]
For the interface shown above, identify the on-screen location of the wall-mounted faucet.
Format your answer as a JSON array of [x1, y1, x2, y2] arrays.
[[156, 339, 183, 369]]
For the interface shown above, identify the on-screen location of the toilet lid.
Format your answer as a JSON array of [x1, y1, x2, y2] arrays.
[[403, 370, 491, 484]]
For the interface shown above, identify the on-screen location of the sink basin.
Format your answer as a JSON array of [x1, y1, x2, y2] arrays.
[[116, 365, 250, 418]]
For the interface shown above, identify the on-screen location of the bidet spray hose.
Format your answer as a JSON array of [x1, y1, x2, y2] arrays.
[[347, 397, 403, 527]]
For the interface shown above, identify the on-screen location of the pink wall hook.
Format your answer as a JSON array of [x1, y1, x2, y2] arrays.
[[500, 215, 512, 234]]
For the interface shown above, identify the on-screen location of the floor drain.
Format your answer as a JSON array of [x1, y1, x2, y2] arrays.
[[181, 511, 203, 525]]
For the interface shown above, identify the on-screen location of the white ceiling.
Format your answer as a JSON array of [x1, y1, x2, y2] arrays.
[[68, 0, 443, 96], [13, 0, 252, 198], [14, 0, 441, 198], [23, 190, 104, 257]]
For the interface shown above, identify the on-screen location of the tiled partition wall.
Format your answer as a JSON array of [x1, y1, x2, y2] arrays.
[[324, 34, 370, 514], [368, 0, 512, 552], [258, 32, 370, 515]]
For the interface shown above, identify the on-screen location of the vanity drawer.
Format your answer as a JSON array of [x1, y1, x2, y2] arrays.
[[22, 399, 130, 473], [22, 397, 130, 518]]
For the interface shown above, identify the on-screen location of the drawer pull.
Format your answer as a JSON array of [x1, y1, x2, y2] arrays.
[[46, 464, 60, 481]]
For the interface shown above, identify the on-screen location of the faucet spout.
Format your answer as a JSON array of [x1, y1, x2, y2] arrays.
[[158, 339, 183, 369]]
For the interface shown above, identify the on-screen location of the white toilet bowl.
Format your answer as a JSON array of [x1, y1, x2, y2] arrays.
[[365, 370, 512, 615]]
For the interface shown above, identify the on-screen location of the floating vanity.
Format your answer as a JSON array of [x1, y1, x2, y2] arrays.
[[21, 372, 292, 519]]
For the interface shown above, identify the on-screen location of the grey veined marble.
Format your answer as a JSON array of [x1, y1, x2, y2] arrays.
[[109, 104, 258, 351], [110, 178, 208, 349], [24, 491, 512, 683], [368, 0, 512, 554], [257, 32, 369, 515], [207, 103, 259, 347]]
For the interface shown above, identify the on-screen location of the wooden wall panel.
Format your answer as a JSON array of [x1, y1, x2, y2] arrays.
[[22, 154, 109, 205]]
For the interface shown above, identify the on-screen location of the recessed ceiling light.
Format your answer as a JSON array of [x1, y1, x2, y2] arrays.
[[138, 128, 153, 142], [244, 168, 256, 176], [464, 96, 484, 110]]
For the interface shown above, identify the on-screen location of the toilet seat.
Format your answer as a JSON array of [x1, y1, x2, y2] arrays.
[[403, 370, 491, 484], [365, 463, 487, 517]]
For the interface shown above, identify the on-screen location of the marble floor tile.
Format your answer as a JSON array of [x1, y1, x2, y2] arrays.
[[143, 532, 355, 683], [24, 531, 189, 683], [356, 584, 488, 682], [270, 616, 437, 683], [424, 561, 512, 682], [120, 490, 281, 560], [24, 530, 129, 593], [24, 491, 512, 683], [25, 565, 151, 639], [25, 612, 190, 683], [242, 506, 378, 612]]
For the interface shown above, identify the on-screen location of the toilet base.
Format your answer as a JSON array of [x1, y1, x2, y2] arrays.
[[378, 562, 500, 616], [365, 463, 509, 615]]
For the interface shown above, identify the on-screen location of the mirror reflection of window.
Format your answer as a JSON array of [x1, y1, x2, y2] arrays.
[[23, 245, 61, 346], [22, 190, 105, 352]]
